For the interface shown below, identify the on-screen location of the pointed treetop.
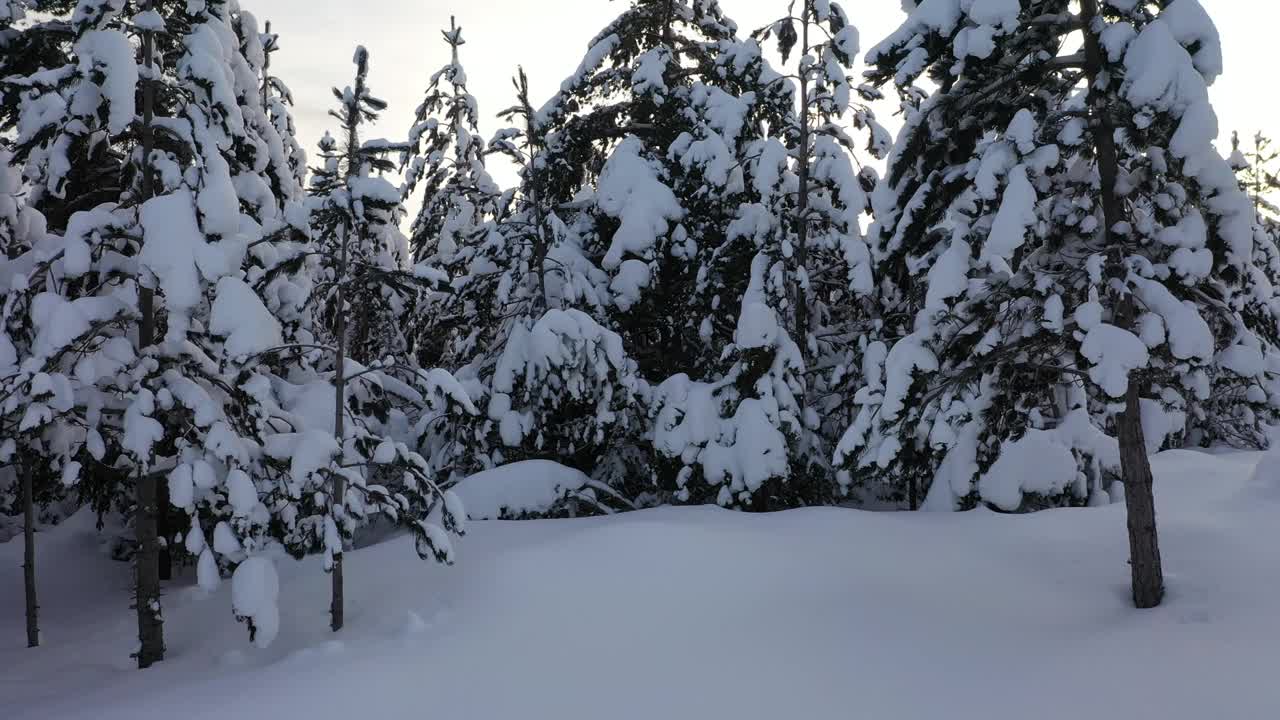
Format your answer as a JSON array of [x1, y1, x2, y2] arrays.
[[444, 15, 464, 50]]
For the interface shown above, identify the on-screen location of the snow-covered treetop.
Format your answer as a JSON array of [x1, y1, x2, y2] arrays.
[[399, 16, 498, 263]]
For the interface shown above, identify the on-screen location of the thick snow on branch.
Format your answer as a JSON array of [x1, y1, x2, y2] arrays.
[[596, 137, 683, 270]]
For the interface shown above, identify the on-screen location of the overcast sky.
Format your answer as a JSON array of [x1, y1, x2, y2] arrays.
[[248, 0, 1277, 182]]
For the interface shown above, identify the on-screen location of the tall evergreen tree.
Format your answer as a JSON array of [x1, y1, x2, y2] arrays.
[[428, 55, 648, 506], [840, 0, 1275, 607], [400, 16, 497, 263], [397, 16, 499, 369], [306, 46, 475, 631], [738, 0, 889, 501], [457, 0, 853, 509], [0, 146, 82, 649]]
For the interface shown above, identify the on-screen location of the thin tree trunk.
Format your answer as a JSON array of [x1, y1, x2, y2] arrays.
[[793, 4, 812, 359], [261, 22, 273, 108], [1081, 0, 1163, 609], [327, 227, 349, 632], [331, 224, 348, 632], [135, 0, 165, 667], [331, 79, 366, 633], [1254, 136, 1262, 215], [158, 481, 170, 581], [22, 462, 38, 648], [515, 70, 549, 312]]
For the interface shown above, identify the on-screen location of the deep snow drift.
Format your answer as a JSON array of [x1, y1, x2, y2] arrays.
[[3, 448, 1279, 720]]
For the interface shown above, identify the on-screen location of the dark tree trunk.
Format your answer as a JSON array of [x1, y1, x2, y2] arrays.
[[157, 480, 171, 581], [331, 245, 347, 633], [1081, 0, 1164, 609], [331, 69, 368, 634], [1117, 301, 1165, 609], [793, 3, 812, 360], [22, 463, 38, 648], [135, 0, 165, 666]]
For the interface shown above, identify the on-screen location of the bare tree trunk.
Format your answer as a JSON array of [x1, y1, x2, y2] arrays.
[[1081, 0, 1164, 609], [331, 226, 348, 632], [135, 0, 165, 666], [1116, 297, 1164, 608], [22, 462, 38, 648], [157, 482, 170, 581]]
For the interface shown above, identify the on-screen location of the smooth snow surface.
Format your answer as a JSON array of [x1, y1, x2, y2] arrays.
[[4, 449, 1279, 719]]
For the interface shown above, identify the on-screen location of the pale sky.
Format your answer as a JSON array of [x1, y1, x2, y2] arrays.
[[249, 0, 1277, 182]]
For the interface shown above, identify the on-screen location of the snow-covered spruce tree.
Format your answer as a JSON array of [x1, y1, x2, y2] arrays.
[[422, 63, 646, 513], [840, 0, 1275, 606], [1229, 132, 1280, 308], [305, 46, 475, 631], [0, 146, 113, 649], [399, 16, 497, 264], [734, 0, 889, 501], [488, 0, 873, 509], [308, 50, 415, 367], [2, 0, 466, 654], [1214, 130, 1280, 449], [1, 0, 154, 656], [396, 16, 499, 369], [249, 18, 308, 205]]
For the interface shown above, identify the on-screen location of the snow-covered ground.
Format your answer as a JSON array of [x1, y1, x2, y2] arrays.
[[4, 448, 1278, 720]]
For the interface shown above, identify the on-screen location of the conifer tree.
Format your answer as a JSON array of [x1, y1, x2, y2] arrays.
[[841, 0, 1275, 607], [306, 46, 475, 631], [400, 17, 497, 263], [0, 146, 76, 649], [737, 0, 888, 501], [427, 57, 647, 506], [463, 0, 828, 508], [397, 16, 499, 369]]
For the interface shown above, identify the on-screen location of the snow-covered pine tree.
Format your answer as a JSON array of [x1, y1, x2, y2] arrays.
[[0, 145, 99, 649], [397, 16, 499, 369], [248, 17, 308, 205], [425, 62, 646, 511], [732, 0, 889, 502], [305, 46, 475, 631], [308, 49, 415, 366], [1214, 130, 1280, 450], [1, 0, 153, 656], [400, 16, 497, 264], [840, 0, 1276, 606], [1229, 131, 1280, 306], [479, 0, 867, 509], [0, 0, 469, 653]]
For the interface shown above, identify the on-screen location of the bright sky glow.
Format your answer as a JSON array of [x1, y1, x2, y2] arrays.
[[249, 1, 1278, 182]]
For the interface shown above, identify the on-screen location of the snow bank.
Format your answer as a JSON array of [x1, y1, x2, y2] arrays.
[[452, 460, 590, 519]]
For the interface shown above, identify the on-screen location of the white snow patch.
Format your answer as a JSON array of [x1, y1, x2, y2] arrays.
[[452, 460, 590, 519]]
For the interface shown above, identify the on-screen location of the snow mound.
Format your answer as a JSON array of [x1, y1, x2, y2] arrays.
[[452, 460, 591, 519]]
